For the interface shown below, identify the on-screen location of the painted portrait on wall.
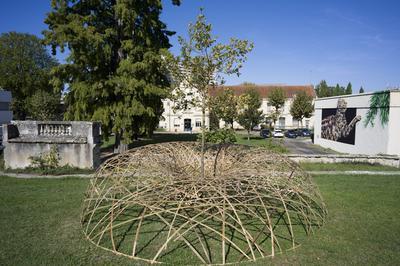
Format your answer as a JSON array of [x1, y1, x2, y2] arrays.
[[321, 99, 361, 145]]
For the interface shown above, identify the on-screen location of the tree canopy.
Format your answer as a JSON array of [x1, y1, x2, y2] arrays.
[[290, 91, 313, 127], [43, 0, 180, 152], [237, 88, 263, 141], [345, 82, 352, 95], [315, 80, 352, 98], [0, 32, 59, 119], [209, 88, 238, 128], [267, 88, 286, 126]]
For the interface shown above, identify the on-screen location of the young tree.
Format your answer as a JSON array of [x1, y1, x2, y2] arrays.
[[359, 86, 365, 93], [210, 88, 238, 128], [0, 32, 59, 119], [290, 91, 313, 127], [166, 9, 253, 178], [44, 0, 180, 153], [237, 88, 264, 141], [345, 82, 352, 95], [267, 88, 286, 127]]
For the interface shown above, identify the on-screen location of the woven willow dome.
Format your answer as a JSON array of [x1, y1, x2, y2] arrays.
[[82, 142, 326, 264]]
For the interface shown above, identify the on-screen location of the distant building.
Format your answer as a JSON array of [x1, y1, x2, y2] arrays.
[[0, 90, 12, 139], [314, 90, 400, 155], [158, 84, 315, 132]]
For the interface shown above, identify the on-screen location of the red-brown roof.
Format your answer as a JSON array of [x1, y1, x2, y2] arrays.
[[209, 85, 315, 98]]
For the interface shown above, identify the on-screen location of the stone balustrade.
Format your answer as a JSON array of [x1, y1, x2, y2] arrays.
[[38, 123, 72, 136], [2, 121, 101, 169]]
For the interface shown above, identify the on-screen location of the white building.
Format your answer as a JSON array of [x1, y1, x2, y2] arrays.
[[314, 90, 400, 156], [159, 84, 315, 132]]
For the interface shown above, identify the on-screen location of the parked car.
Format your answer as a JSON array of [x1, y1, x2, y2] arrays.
[[298, 128, 311, 137], [272, 129, 284, 138], [284, 129, 298, 138], [260, 129, 271, 138]]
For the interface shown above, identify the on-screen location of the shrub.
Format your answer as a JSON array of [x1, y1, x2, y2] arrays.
[[29, 145, 60, 169], [201, 128, 237, 144]]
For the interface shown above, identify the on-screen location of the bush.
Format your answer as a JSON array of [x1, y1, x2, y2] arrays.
[[29, 145, 60, 169], [201, 128, 237, 144]]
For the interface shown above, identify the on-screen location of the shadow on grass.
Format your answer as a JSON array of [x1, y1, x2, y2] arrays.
[[101, 133, 199, 152]]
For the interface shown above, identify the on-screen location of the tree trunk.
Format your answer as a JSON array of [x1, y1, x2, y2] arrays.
[[201, 99, 206, 179], [114, 131, 128, 154], [247, 129, 250, 142]]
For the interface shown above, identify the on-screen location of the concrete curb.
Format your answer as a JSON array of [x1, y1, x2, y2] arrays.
[[1, 170, 399, 179], [308, 170, 400, 176]]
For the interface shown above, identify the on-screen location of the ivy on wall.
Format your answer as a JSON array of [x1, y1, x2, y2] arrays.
[[364, 90, 390, 128]]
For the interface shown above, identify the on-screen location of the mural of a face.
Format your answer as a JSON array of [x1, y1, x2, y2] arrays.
[[337, 99, 347, 114]]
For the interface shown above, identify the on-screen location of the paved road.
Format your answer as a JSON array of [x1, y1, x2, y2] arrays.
[[280, 137, 335, 155]]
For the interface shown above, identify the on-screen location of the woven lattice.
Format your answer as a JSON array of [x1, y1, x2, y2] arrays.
[[82, 142, 326, 264]]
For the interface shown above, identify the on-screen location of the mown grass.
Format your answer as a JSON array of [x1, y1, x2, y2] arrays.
[[1, 174, 399, 265], [101, 132, 288, 153], [101, 133, 198, 151], [301, 162, 400, 172]]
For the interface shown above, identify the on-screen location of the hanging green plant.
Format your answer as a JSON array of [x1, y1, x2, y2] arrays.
[[364, 90, 390, 127]]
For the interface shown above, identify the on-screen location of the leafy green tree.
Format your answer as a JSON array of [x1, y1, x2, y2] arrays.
[[202, 127, 236, 144], [0, 32, 59, 119], [333, 84, 344, 96], [359, 86, 365, 93], [345, 82, 352, 95], [210, 88, 238, 128], [237, 88, 264, 141], [267, 88, 286, 127], [290, 91, 313, 127], [315, 80, 329, 97], [166, 9, 253, 178], [44, 0, 180, 153], [27, 90, 62, 120]]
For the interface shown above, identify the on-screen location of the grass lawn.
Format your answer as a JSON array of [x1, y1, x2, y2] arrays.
[[1, 174, 400, 265], [101, 132, 287, 152], [301, 162, 400, 172], [101, 133, 199, 151]]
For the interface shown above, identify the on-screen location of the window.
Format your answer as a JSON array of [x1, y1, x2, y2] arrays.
[[174, 118, 180, 127], [278, 117, 286, 128], [195, 119, 202, 127], [305, 120, 310, 128]]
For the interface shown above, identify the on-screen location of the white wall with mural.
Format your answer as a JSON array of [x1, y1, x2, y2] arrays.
[[314, 90, 400, 156]]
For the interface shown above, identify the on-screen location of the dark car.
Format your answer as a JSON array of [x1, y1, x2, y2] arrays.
[[284, 129, 298, 138], [260, 129, 271, 138], [298, 128, 311, 137]]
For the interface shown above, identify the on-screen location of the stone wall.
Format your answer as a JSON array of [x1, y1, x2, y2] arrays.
[[3, 121, 101, 169], [288, 154, 400, 168], [314, 90, 400, 156]]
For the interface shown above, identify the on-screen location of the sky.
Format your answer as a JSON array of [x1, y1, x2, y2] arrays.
[[1, 0, 400, 92]]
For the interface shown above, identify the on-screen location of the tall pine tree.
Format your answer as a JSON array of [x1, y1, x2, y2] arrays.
[[43, 0, 180, 152], [345, 82, 352, 95]]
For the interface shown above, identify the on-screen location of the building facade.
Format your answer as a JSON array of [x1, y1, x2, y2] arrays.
[[314, 90, 400, 155], [0, 90, 13, 140], [158, 84, 315, 132]]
